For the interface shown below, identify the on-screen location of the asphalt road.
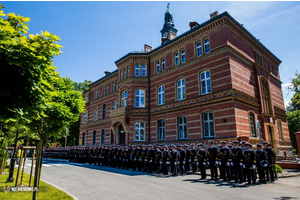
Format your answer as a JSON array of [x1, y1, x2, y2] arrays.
[[21, 159, 300, 200]]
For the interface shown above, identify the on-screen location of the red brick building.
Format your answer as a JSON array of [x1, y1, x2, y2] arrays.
[[79, 8, 290, 151]]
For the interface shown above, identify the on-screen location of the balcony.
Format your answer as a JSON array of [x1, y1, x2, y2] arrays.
[[110, 107, 131, 118]]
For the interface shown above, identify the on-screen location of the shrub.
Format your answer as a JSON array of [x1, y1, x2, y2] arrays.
[[276, 164, 283, 173]]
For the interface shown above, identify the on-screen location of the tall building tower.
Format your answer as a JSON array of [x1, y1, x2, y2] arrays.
[[160, 3, 178, 44]]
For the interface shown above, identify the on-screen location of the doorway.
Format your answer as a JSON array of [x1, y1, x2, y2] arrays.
[[118, 124, 125, 145]]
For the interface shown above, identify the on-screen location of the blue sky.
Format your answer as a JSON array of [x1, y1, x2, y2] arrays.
[[3, 1, 300, 107]]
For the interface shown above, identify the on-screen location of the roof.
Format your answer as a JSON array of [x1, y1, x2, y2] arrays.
[[114, 11, 281, 64], [88, 69, 118, 88]]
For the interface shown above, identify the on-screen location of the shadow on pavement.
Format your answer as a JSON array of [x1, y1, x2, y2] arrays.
[[37, 158, 153, 177]]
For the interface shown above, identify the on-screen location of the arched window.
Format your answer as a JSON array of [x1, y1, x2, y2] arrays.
[[177, 79, 186, 101], [94, 107, 98, 121], [278, 120, 283, 140], [261, 78, 272, 115], [202, 112, 214, 138], [83, 111, 88, 124], [82, 132, 85, 145], [158, 85, 165, 105], [200, 70, 211, 95], [121, 91, 127, 107], [135, 89, 145, 108], [178, 116, 187, 140], [92, 130, 96, 145], [249, 112, 256, 137], [134, 122, 145, 141]]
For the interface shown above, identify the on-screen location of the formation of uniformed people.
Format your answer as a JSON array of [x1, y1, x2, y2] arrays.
[[44, 140, 277, 185]]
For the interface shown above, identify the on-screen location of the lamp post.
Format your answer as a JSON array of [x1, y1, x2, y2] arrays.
[[74, 137, 75, 146], [6, 131, 19, 182]]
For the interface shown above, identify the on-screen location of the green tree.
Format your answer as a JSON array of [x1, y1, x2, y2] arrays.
[[286, 71, 300, 154], [30, 76, 85, 199], [73, 79, 93, 93]]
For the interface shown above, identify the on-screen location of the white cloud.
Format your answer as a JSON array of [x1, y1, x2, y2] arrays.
[[282, 82, 292, 89], [284, 100, 291, 108]]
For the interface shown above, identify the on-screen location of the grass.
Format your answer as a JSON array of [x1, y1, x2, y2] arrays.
[[0, 168, 73, 200]]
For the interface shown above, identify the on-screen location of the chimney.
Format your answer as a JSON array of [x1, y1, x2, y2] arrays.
[[104, 71, 111, 76], [189, 21, 199, 29], [144, 44, 152, 52], [210, 11, 219, 19]]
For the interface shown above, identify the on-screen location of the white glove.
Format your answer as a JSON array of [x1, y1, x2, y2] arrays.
[[177, 161, 180, 164], [114, 156, 116, 159], [150, 160, 152, 162], [145, 159, 147, 162], [239, 163, 243, 166], [197, 162, 199, 165], [226, 162, 230, 166], [123, 159, 125, 161], [207, 161, 209, 165], [126, 159, 128, 161], [183, 161, 186, 164], [219, 162, 221, 165], [189, 159, 191, 162], [174, 162, 177, 165], [159, 161, 163, 164], [203, 162, 206, 165], [166, 161, 170, 165], [194, 159, 197, 162], [230, 162, 233, 166], [243, 164, 245, 168], [253, 165, 256, 169], [215, 161, 218, 165], [264, 164, 267, 167]]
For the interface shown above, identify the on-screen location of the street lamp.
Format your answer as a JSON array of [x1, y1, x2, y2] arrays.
[[6, 131, 19, 182]]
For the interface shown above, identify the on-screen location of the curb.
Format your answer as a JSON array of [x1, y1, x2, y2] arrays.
[[39, 178, 79, 200]]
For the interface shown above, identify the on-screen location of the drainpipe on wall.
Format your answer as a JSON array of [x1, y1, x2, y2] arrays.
[[148, 57, 151, 144]]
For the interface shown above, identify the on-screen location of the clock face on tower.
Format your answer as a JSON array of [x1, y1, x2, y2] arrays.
[[163, 32, 168, 38]]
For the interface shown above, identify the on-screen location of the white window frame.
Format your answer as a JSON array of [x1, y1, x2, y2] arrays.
[[83, 111, 88, 124], [135, 65, 140, 76], [174, 52, 179, 66], [204, 38, 210, 54], [196, 41, 202, 57], [112, 101, 116, 110], [120, 69, 123, 81], [141, 65, 147, 77], [178, 116, 187, 140], [112, 81, 115, 92], [124, 68, 127, 80], [103, 85, 106, 96], [158, 119, 165, 141], [134, 121, 145, 141], [249, 112, 256, 137], [156, 61, 160, 73], [102, 104, 106, 119], [181, 49, 186, 63], [203, 112, 214, 138], [158, 85, 165, 105], [121, 91, 127, 108], [106, 84, 109, 94], [177, 79, 186, 101], [127, 66, 130, 79], [85, 94, 89, 103], [200, 70, 211, 95], [162, 58, 165, 71], [135, 89, 145, 108], [94, 107, 98, 121]]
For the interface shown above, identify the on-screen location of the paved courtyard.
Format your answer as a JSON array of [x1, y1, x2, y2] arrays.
[[22, 159, 300, 200]]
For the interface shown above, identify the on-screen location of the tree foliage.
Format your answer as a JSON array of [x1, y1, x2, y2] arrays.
[[286, 71, 300, 153], [73, 79, 93, 93]]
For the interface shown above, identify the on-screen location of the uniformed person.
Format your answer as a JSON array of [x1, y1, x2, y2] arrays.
[[263, 141, 275, 182], [219, 141, 231, 182], [231, 140, 243, 183], [178, 144, 186, 175], [207, 140, 219, 181], [255, 143, 268, 183], [197, 143, 207, 179], [184, 144, 191, 172], [147, 145, 155, 173], [243, 143, 256, 185], [190, 144, 198, 172], [162, 146, 170, 175], [155, 146, 163, 174], [170, 144, 179, 176]]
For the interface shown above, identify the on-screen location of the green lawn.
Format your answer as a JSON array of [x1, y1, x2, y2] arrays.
[[0, 168, 73, 200]]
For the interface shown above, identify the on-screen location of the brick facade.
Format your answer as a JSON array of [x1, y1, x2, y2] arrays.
[[79, 11, 290, 149]]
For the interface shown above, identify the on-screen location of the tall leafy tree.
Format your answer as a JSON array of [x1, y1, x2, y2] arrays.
[[286, 71, 300, 154]]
